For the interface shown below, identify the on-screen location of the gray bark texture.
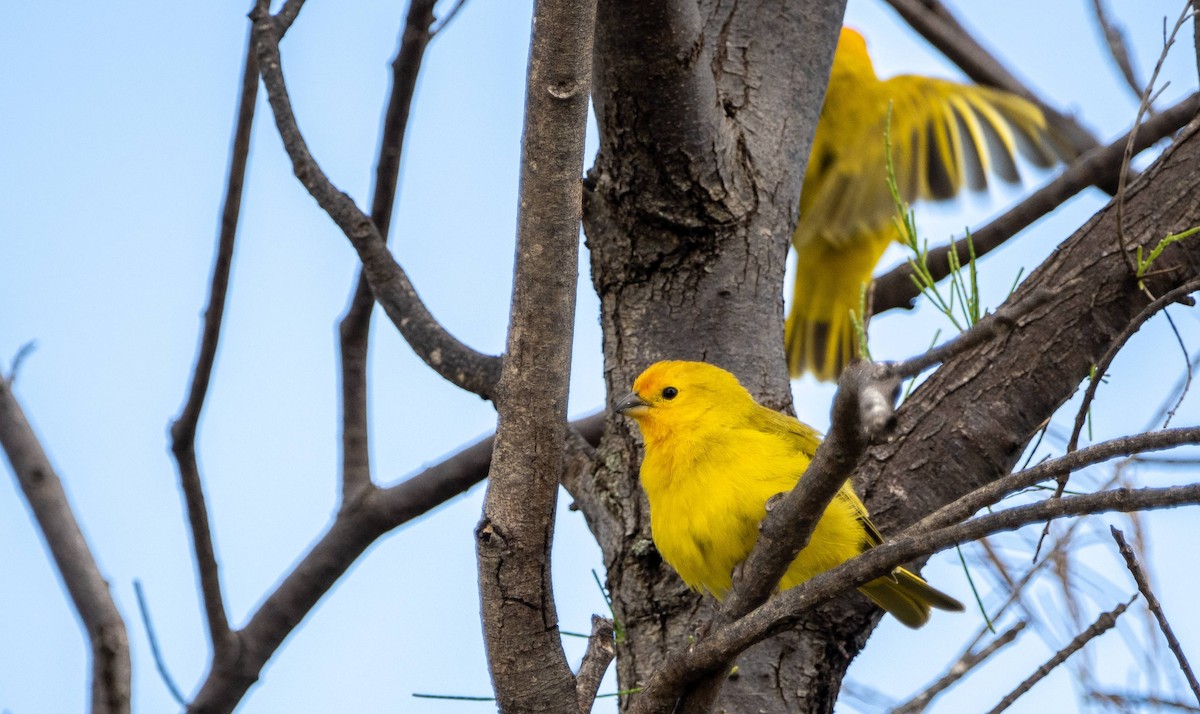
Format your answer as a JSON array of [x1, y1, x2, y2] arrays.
[[475, 0, 597, 710], [583, 1, 854, 710], [579, 0, 1200, 709]]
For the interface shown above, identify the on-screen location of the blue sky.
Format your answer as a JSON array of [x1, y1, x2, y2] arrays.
[[2, 1, 1198, 712]]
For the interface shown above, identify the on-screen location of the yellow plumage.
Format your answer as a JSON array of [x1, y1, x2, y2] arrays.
[[787, 27, 1064, 380], [616, 360, 963, 628]]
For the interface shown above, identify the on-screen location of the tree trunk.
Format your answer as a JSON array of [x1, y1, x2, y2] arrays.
[[583, 1, 851, 710], [582, 0, 1200, 707]]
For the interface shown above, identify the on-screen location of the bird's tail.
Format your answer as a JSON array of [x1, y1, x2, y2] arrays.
[[858, 566, 965, 629], [785, 235, 886, 381]]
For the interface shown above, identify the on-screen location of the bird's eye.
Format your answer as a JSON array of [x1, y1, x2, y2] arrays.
[[662, 386, 678, 400]]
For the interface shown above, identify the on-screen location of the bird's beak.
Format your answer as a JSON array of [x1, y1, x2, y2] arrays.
[[614, 392, 650, 416]]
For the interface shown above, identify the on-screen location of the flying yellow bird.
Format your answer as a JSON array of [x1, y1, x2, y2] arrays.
[[787, 27, 1064, 380], [616, 360, 963, 628]]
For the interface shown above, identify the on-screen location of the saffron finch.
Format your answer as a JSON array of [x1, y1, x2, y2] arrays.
[[616, 360, 963, 628], [787, 27, 1065, 380]]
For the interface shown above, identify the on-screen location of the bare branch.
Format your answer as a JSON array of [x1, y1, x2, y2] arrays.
[[168, 28, 261, 650], [475, 0, 596, 707], [892, 621, 1027, 714], [1089, 690, 1200, 711], [1111, 527, 1200, 705], [916, 426, 1200, 533], [274, 0, 305, 35], [576, 616, 616, 712], [185, 412, 601, 711], [1090, 0, 1145, 102], [724, 361, 884, 616], [887, 285, 1061, 379], [7, 340, 36, 383], [250, 3, 503, 400], [638, 484, 1200, 707], [873, 93, 1200, 315], [984, 598, 1132, 714], [1067, 279, 1200, 455], [561, 421, 621, 548], [338, 0, 439, 502], [0, 378, 131, 714], [430, 0, 469, 35], [133, 580, 187, 707], [1115, 3, 1197, 277]]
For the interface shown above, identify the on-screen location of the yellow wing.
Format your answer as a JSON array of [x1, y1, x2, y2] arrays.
[[750, 401, 964, 627], [786, 29, 1066, 380]]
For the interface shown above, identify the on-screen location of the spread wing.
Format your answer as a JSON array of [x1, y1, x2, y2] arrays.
[[797, 74, 1065, 251]]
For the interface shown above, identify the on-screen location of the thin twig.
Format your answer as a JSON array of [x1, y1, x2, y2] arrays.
[[1067, 279, 1200, 455], [168, 24, 261, 650], [6, 341, 36, 384], [1089, 690, 1200, 711], [1116, 3, 1195, 277], [0, 379, 132, 714], [872, 93, 1199, 315], [1024, 278, 1200, 559], [430, 0, 470, 35], [1111, 526, 1200, 704], [1158, 309, 1196, 429], [132, 580, 187, 706], [575, 616, 616, 712], [984, 597, 1133, 714], [251, 1, 503, 400], [634, 485, 1200, 711], [891, 621, 1026, 714], [1090, 0, 1145, 102], [887, 285, 1060, 379], [338, 0, 439, 503], [914, 426, 1200, 534]]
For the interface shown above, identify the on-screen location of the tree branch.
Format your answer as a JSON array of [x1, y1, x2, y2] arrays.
[[250, 2, 503, 400], [1089, 0, 1144, 102], [1066, 278, 1200, 455], [133, 580, 187, 706], [338, 0, 439, 503], [873, 93, 1200, 314], [169, 27, 260, 652], [637, 484, 1200, 708], [475, 0, 596, 707], [892, 621, 1027, 714], [914, 426, 1200, 534], [186, 413, 604, 711], [1111, 526, 1200, 705], [984, 597, 1131, 714], [0, 377, 131, 714], [576, 616, 616, 712]]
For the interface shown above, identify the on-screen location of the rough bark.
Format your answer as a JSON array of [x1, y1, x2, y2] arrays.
[[583, 0, 1200, 710], [475, 0, 596, 710], [583, 1, 849, 710], [861, 118, 1200, 534]]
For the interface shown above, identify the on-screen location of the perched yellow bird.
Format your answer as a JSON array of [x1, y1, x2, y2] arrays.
[[787, 27, 1064, 380], [616, 360, 963, 628]]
